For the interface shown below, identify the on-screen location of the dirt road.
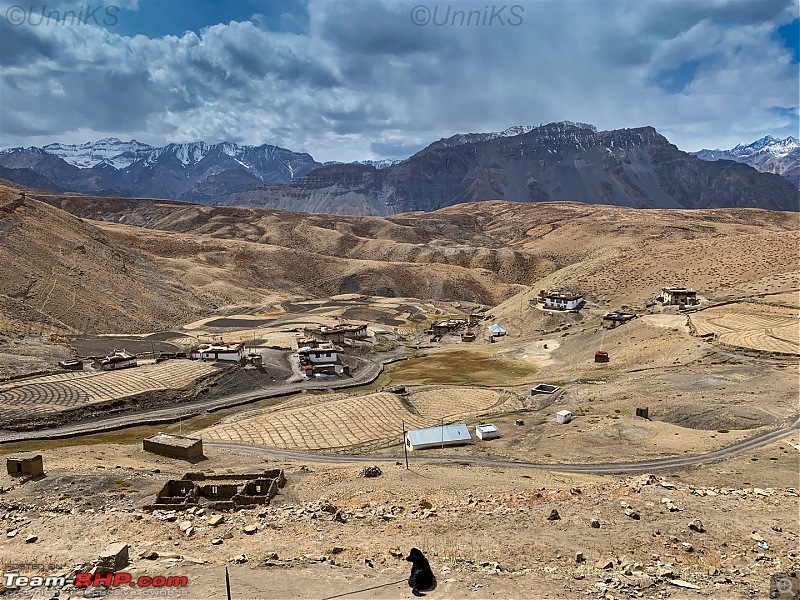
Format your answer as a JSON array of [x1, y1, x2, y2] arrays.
[[0, 358, 383, 443], [206, 414, 800, 475]]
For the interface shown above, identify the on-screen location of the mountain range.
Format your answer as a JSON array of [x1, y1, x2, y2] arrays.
[[1, 124, 797, 214], [691, 136, 799, 188]]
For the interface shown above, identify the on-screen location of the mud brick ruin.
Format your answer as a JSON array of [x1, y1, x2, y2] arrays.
[[146, 470, 286, 511]]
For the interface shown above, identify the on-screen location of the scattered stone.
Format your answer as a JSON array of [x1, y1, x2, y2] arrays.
[[179, 520, 192, 532], [688, 519, 705, 533], [596, 559, 614, 570], [419, 499, 433, 510], [362, 466, 382, 478], [771, 525, 782, 533], [25, 534, 37, 543], [667, 579, 700, 590], [211, 538, 223, 546], [590, 518, 601, 529], [140, 551, 159, 560], [389, 547, 403, 558], [208, 515, 224, 527], [6, 530, 17, 538], [231, 554, 248, 564], [575, 552, 585, 564], [625, 508, 640, 520], [243, 525, 258, 535], [547, 509, 561, 521]]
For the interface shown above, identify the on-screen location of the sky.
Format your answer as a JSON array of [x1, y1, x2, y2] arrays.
[[0, 0, 797, 162]]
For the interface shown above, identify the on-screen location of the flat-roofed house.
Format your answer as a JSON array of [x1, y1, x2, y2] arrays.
[[190, 342, 246, 362], [143, 433, 204, 461], [541, 292, 584, 311], [660, 287, 698, 306]]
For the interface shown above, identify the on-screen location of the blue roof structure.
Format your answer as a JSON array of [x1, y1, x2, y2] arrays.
[[406, 424, 472, 449], [489, 324, 506, 335]]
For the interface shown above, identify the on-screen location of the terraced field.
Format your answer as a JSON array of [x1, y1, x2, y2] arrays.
[[0, 361, 219, 422], [200, 387, 503, 451], [690, 303, 799, 355]]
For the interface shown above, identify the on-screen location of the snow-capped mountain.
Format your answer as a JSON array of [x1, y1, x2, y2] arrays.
[[0, 139, 322, 202], [39, 138, 154, 169], [423, 122, 599, 153], [692, 136, 799, 188], [352, 159, 404, 169]]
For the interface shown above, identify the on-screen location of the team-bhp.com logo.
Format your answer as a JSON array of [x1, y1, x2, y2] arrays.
[[410, 4, 524, 27], [5, 3, 119, 27], [3, 571, 189, 594]]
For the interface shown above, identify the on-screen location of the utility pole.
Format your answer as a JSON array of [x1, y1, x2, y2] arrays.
[[402, 420, 409, 470]]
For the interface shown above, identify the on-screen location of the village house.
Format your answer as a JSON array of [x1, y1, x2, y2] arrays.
[[96, 350, 137, 371], [539, 291, 585, 311], [602, 311, 636, 329], [190, 341, 246, 362], [303, 323, 368, 344], [660, 287, 699, 306], [143, 433, 204, 461], [431, 319, 466, 337]]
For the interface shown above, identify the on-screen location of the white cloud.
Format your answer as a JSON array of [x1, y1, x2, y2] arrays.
[[0, 0, 796, 161]]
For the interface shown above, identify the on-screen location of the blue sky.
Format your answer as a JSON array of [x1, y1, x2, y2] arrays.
[[0, 0, 797, 162]]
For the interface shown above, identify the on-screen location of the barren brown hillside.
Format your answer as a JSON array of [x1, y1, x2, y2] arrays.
[[40, 193, 799, 306], [0, 185, 519, 337]]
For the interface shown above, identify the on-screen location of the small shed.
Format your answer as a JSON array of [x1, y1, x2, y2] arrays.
[[555, 410, 573, 424], [6, 454, 44, 477], [405, 424, 472, 451], [594, 351, 609, 363], [143, 433, 204, 461], [475, 424, 500, 440], [489, 324, 506, 337], [98, 543, 130, 571]]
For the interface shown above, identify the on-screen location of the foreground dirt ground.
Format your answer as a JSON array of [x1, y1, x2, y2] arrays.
[[0, 441, 797, 599]]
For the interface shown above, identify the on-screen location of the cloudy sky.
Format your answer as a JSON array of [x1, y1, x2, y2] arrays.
[[0, 0, 797, 162]]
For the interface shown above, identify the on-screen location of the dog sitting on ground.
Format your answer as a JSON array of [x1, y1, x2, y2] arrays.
[[406, 547, 434, 596]]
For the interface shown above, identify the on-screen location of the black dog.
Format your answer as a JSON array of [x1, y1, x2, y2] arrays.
[[406, 547, 434, 597]]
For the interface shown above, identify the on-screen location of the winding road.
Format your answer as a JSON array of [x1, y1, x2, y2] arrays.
[[0, 358, 384, 444], [206, 415, 800, 475]]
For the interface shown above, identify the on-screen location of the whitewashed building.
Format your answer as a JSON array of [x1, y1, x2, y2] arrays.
[[555, 410, 573, 424], [475, 424, 500, 440], [190, 342, 246, 362]]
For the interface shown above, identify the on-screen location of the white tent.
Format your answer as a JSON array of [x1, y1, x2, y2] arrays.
[[489, 324, 506, 336]]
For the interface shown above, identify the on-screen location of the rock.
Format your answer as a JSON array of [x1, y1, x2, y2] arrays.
[[575, 552, 585, 563], [547, 509, 561, 521], [681, 542, 694, 552], [183, 526, 194, 537], [211, 538, 223, 546], [590, 518, 601, 529], [25, 535, 37, 543], [389, 547, 403, 558], [320, 503, 338, 514], [179, 520, 192, 532], [596, 559, 614, 570], [688, 519, 705, 533], [667, 579, 700, 590], [771, 525, 782, 532], [362, 466, 382, 478], [625, 509, 640, 520], [231, 554, 248, 564], [140, 551, 159, 560], [243, 525, 258, 535], [419, 499, 433, 510], [208, 515, 224, 526], [334, 510, 347, 523], [657, 567, 674, 578], [6, 530, 17, 538]]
